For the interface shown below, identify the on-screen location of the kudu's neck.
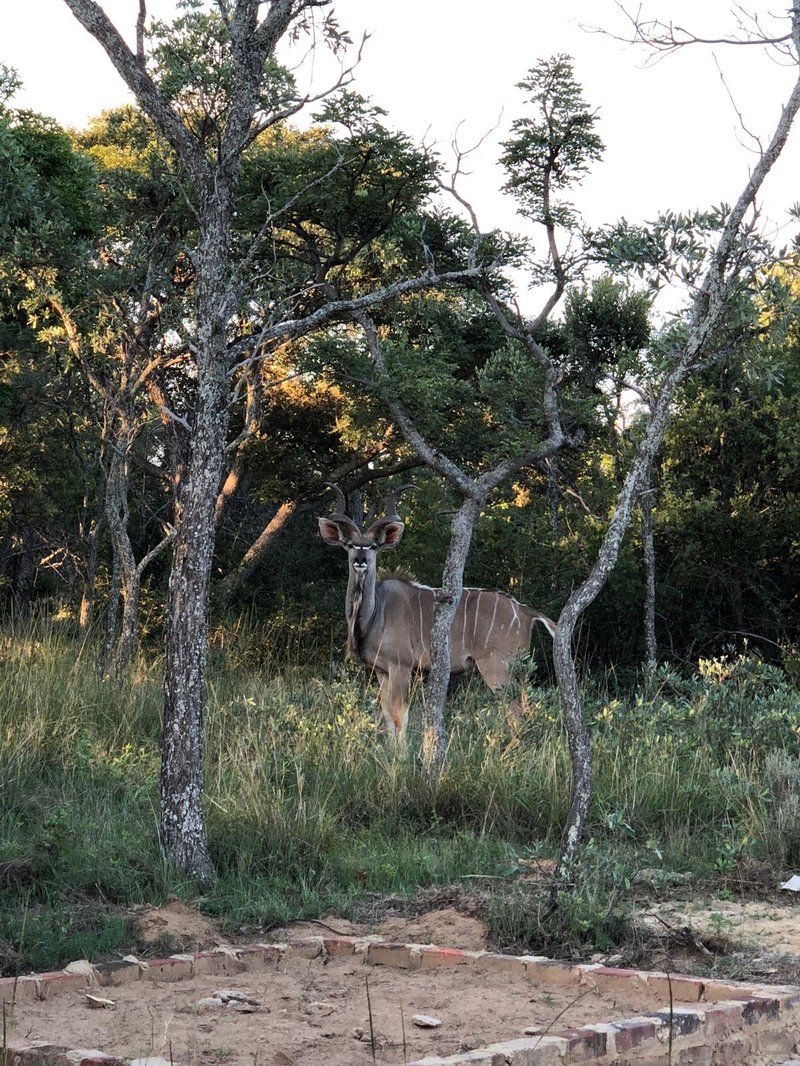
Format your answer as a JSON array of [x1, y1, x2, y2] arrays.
[[345, 559, 378, 661]]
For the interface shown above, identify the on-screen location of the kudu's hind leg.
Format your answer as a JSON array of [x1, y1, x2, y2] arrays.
[[473, 653, 524, 724], [378, 668, 410, 749]]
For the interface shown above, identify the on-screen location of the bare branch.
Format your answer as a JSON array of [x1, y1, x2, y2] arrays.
[[136, 526, 176, 577], [136, 0, 146, 61], [59, 0, 205, 177], [353, 309, 478, 498], [228, 263, 489, 370]]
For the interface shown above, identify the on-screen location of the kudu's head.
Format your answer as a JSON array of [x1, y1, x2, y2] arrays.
[[318, 483, 414, 580]]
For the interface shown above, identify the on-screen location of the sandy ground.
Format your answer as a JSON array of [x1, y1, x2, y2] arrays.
[[11, 953, 659, 1066], [638, 895, 800, 956], [135, 899, 223, 949], [272, 908, 489, 954]]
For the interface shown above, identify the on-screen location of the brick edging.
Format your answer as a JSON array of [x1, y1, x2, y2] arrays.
[[2, 936, 799, 1065]]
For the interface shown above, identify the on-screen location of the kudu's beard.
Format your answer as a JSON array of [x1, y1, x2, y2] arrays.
[[346, 568, 366, 662]]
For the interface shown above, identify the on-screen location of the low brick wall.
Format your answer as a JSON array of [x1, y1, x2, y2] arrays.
[[2, 936, 799, 1065]]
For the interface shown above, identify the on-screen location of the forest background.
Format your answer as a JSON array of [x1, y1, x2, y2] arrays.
[[1, 0, 800, 976]]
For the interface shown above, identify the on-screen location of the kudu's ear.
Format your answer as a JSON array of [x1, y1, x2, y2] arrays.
[[372, 520, 404, 548], [318, 518, 349, 548]]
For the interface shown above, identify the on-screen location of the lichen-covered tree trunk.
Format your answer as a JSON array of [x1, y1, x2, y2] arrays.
[[99, 543, 121, 676], [640, 474, 657, 677], [160, 197, 232, 883], [422, 495, 482, 766], [551, 57, 800, 897], [104, 441, 139, 678]]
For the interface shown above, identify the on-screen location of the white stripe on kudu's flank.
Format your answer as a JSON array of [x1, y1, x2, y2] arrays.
[[485, 595, 499, 646], [461, 592, 469, 649], [473, 591, 482, 641], [418, 595, 424, 650], [510, 599, 520, 630]]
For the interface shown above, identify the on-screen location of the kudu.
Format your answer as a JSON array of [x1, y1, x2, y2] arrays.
[[319, 484, 556, 745]]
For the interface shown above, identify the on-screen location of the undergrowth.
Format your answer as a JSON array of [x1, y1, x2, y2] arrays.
[[1, 615, 799, 973]]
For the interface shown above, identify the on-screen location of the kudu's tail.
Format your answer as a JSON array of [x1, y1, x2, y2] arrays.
[[523, 608, 557, 639]]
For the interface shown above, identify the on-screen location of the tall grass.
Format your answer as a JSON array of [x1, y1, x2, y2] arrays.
[[1, 615, 799, 972]]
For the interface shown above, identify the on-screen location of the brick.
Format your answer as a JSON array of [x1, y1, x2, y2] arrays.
[[255, 941, 288, 965], [524, 959, 579, 987], [322, 935, 356, 957], [555, 1026, 608, 1061], [643, 972, 706, 1003], [0, 975, 39, 1003], [481, 1037, 563, 1065], [586, 965, 648, 996], [352, 935, 382, 954], [612, 1017, 659, 1053], [648, 1008, 703, 1038], [141, 955, 192, 982], [367, 941, 413, 968], [710, 1036, 752, 1065], [408, 1052, 506, 1065], [702, 980, 759, 1002], [702, 1000, 747, 1034], [93, 959, 142, 987], [676, 1047, 713, 1065], [468, 952, 528, 977], [742, 995, 780, 1024], [29, 972, 86, 999], [417, 946, 472, 969], [5, 1043, 72, 1066], [66, 1053, 126, 1066], [191, 949, 245, 976], [285, 936, 324, 959]]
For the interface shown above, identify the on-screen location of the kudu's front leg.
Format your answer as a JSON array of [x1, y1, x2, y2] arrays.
[[378, 667, 410, 750]]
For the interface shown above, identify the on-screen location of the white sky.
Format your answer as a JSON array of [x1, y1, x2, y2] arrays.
[[3, 1, 800, 280]]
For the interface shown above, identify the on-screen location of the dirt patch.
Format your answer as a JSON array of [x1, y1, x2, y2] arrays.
[[275, 908, 488, 954], [376, 907, 488, 952], [135, 898, 222, 951], [11, 953, 658, 1066], [638, 894, 800, 955]]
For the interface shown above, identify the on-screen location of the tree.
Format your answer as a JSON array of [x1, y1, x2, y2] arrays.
[[332, 56, 606, 765], [0, 80, 101, 618], [59, 0, 485, 878], [550, 3, 800, 893]]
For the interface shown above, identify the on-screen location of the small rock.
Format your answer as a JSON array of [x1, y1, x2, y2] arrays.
[[65, 959, 98, 982], [412, 1014, 442, 1029], [85, 993, 116, 1009], [523, 1025, 541, 1036], [304, 1001, 337, 1016], [121, 954, 149, 971], [213, 988, 260, 1006], [196, 996, 225, 1011], [352, 1026, 364, 1040]]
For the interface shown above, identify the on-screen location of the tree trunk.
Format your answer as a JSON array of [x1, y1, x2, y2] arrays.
[[551, 358, 690, 898], [78, 511, 103, 636], [551, 619, 593, 892], [160, 197, 232, 883], [422, 495, 482, 767], [547, 457, 561, 595], [217, 500, 298, 603], [112, 564, 141, 677], [640, 473, 657, 678], [100, 541, 122, 675], [104, 443, 141, 678]]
